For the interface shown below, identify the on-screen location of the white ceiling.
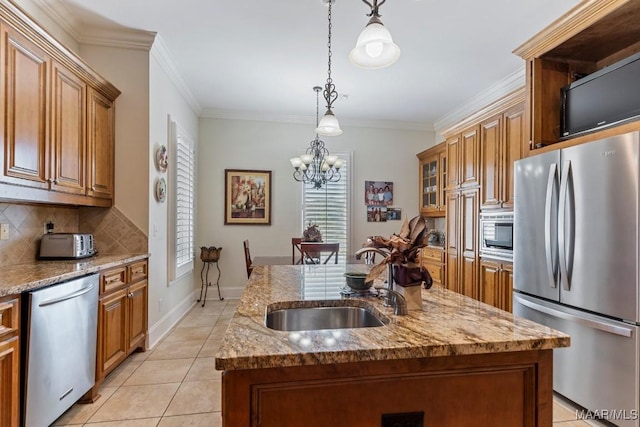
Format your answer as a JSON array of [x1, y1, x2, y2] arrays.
[[33, 0, 580, 130]]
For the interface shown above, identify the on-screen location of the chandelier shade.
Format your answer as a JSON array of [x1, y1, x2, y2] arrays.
[[350, 0, 400, 69]]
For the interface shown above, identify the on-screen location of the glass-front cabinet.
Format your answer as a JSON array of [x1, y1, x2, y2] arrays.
[[417, 142, 447, 217]]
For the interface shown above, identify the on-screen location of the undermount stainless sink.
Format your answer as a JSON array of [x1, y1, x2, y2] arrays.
[[265, 305, 388, 331]]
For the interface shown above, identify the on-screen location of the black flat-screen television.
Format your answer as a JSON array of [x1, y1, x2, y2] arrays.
[[561, 51, 640, 139]]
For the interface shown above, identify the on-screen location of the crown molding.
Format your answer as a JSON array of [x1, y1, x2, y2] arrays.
[[150, 35, 202, 115], [434, 67, 526, 137], [200, 108, 434, 132]]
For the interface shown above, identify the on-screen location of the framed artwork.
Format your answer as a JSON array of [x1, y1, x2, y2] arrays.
[[367, 205, 387, 222], [225, 169, 272, 225], [387, 207, 402, 220], [365, 181, 393, 206]]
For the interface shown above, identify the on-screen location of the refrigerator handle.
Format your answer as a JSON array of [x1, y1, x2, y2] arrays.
[[558, 160, 571, 291], [544, 163, 558, 288], [514, 294, 633, 338]]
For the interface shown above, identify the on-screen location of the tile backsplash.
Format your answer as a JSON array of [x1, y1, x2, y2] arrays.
[[0, 203, 147, 265]]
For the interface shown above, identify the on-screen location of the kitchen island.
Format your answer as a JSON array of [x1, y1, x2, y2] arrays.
[[215, 264, 569, 427]]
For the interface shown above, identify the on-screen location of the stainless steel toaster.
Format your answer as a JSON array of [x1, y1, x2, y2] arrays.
[[39, 233, 96, 259]]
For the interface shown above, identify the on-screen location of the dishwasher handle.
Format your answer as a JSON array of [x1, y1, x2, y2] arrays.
[[39, 284, 95, 307]]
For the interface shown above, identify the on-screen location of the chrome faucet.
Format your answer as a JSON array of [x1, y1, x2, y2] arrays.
[[354, 247, 407, 315], [385, 289, 408, 315]]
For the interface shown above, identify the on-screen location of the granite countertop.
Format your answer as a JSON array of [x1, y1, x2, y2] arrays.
[[0, 253, 149, 297], [214, 264, 570, 371]]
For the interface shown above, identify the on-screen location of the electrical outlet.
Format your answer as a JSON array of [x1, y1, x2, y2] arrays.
[[0, 223, 9, 240], [43, 221, 54, 234], [158, 298, 164, 313]]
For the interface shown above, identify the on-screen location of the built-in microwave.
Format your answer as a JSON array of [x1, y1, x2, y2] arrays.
[[480, 212, 513, 261]]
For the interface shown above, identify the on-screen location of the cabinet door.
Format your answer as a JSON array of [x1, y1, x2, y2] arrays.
[[419, 153, 439, 213], [51, 61, 86, 195], [501, 263, 514, 313], [0, 337, 19, 427], [438, 150, 447, 212], [97, 288, 128, 379], [501, 104, 524, 210], [479, 259, 501, 308], [0, 26, 49, 189], [460, 125, 480, 188], [127, 280, 148, 352], [460, 188, 479, 299], [445, 134, 460, 189], [529, 58, 570, 149], [480, 114, 502, 210], [446, 252, 459, 293], [86, 88, 114, 200]]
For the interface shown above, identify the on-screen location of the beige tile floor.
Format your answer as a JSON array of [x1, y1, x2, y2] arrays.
[[53, 298, 602, 426]]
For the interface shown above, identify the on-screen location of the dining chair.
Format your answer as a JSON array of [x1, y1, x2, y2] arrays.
[[243, 240, 253, 278], [291, 238, 303, 264], [300, 242, 339, 264]]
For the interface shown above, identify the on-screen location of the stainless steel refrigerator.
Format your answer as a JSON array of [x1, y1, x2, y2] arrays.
[[514, 131, 640, 427]]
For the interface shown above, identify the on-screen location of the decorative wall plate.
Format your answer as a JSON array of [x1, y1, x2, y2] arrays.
[[155, 177, 167, 203], [156, 145, 168, 172]]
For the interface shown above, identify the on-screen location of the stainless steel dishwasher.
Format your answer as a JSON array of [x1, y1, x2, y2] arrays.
[[23, 273, 99, 427]]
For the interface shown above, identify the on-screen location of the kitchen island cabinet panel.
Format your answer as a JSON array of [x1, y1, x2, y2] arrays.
[[224, 350, 549, 427]]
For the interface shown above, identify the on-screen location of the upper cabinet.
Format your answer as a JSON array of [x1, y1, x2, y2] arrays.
[[0, 3, 120, 207], [417, 142, 446, 216], [514, 0, 640, 156], [445, 126, 480, 190], [480, 103, 524, 211]]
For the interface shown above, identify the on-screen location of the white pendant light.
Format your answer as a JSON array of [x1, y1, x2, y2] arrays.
[[316, 0, 343, 137], [349, 0, 400, 69]]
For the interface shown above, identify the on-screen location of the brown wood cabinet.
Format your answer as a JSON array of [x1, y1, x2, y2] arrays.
[[222, 350, 554, 427], [479, 259, 513, 313], [443, 91, 524, 301], [89, 259, 148, 401], [514, 0, 640, 156], [0, 2, 120, 207], [417, 142, 446, 216], [480, 103, 524, 211], [420, 246, 445, 287], [0, 296, 20, 427]]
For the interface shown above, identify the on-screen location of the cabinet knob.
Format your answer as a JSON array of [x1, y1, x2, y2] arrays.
[[128, 292, 134, 298], [92, 186, 96, 191]]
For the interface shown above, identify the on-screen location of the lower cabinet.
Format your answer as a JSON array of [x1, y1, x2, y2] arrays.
[[88, 259, 148, 401], [479, 259, 513, 312], [420, 246, 445, 287], [0, 296, 20, 427]]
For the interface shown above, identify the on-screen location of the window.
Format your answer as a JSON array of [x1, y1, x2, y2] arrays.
[[301, 152, 351, 299], [168, 118, 196, 281]]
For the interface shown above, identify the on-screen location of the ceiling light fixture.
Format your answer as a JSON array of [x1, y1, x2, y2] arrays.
[[349, 0, 401, 69], [290, 87, 344, 189], [316, 0, 342, 137]]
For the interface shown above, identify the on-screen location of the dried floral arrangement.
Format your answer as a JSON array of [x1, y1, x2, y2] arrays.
[[364, 215, 433, 288]]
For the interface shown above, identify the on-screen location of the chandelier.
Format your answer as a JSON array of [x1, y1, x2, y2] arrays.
[[349, 0, 401, 69], [290, 87, 344, 189], [316, 0, 342, 136]]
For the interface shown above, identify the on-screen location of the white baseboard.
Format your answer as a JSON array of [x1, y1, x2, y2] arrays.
[[148, 292, 196, 349], [218, 286, 244, 300], [147, 286, 243, 349]]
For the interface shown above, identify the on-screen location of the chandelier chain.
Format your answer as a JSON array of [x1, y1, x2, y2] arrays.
[[327, 0, 332, 84], [322, 0, 337, 111]]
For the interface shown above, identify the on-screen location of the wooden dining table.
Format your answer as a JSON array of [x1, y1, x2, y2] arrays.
[[252, 255, 365, 266]]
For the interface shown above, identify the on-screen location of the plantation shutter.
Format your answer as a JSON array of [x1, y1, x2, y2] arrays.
[[301, 152, 350, 299], [175, 134, 195, 270]]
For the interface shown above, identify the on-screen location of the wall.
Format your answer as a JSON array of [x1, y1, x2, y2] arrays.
[[146, 44, 199, 346], [197, 118, 434, 295]]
